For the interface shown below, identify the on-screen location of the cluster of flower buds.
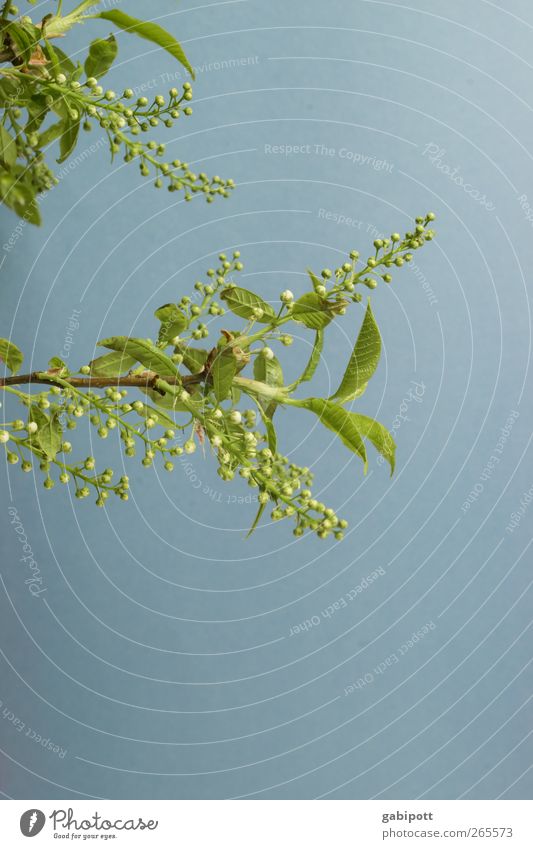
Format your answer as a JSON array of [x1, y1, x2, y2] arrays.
[[0, 215, 436, 540]]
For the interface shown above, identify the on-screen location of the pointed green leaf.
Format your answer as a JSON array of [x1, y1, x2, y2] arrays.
[[0, 171, 41, 224], [48, 356, 67, 370], [57, 111, 80, 163], [294, 398, 367, 470], [330, 301, 381, 402], [210, 348, 237, 401], [253, 352, 284, 387], [89, 350, 137, 377], [38, 119, 65, 148], [220, 286, 276, 323], [350, 413, 396, 475], [45, 44, 76, 76], [176, 345, 208, 375], [291, 292, 333, 330], [154, 303, 188, 345], [289, 329, 323, 390], [84, 34, 118, 79], [29, 406, 62, 460], [256, 402, 277, 454], [98, 336, 178, 377], [0, 338, 23, 374], [246, 500, 267, 538], [0, 125, 17, 169], [96, 10, 194, 78], [47, 356, 70, 376], [25, 94, 49, 134]]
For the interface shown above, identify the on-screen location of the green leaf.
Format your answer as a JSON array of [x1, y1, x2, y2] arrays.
[[38, 120, 66, 148], [246, 500, 267, 538], [47, 356, 69, 376], [210, 348, 237, 401], [57, 111, 80, 163], [29, 406, 62, 460], [350, 413, 396, 475], [0, 78, 24, 108], [255, 402, 277, 454], [253, 352, 284, 418], [154, 303, 188, 345], [96, 10, 194, 78], [25, 94, 50, 134], [6, 21, 38, 66], [45, 44, 76, 76], [48, 356, 67, 370], [220, 287, 276, 323], [98, 336, 178, 377], [0, 338, 23, 374], [291, 292, 333, 330], [84, 34, 118, 79], [0, 125, 17, 169], [253, 352, 284, 387], [294, 398, 367, 470], [0, 170, 41, 224], [330, 301, 381, 403], [176, 345, 208, 375], [88, 350, 137, 377], [289, 329, 323, 390]]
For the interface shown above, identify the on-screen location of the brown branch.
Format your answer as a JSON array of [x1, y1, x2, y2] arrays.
[[0, 370, 204, 391]]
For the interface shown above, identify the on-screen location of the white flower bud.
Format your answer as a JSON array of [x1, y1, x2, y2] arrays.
[[262, 347, 274, 360], [27, 422, 38, 434], [211, 435, 222, 448], [280, 289, 294, 303], [0, 430, 10, 443], [229, 411, 242, 424]]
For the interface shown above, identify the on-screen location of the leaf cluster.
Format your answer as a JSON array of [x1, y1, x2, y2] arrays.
[[0, 215, 436, 539], [0, 1, 233, 224]]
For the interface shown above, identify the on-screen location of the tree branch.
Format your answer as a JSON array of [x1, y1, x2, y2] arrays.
[[0, 370, 203, 390]]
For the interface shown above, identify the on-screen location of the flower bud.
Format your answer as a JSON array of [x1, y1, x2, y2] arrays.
[[280, 289, 294, 303]]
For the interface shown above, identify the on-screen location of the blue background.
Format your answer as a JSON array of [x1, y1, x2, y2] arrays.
[[0, 0, 532, 799]]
